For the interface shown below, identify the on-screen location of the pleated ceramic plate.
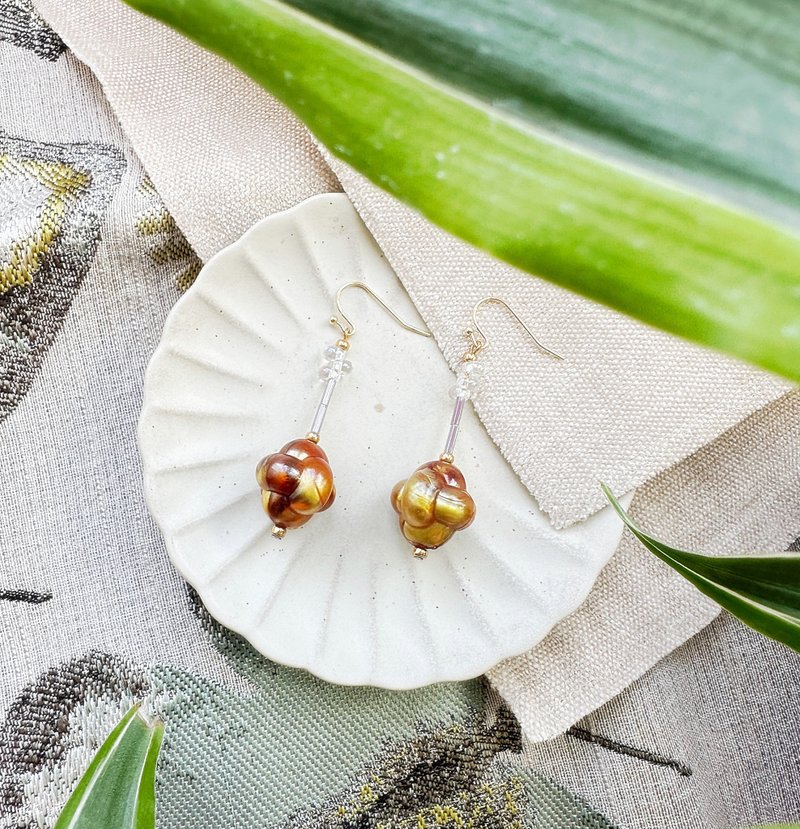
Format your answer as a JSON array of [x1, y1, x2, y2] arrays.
[[139, 193, 628, 689]]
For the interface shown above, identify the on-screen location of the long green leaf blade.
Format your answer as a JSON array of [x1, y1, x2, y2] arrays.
[[125, 0, 800, 381], [54, 704, 164, 829], [281, 0, 800, 230], [602, 485, 800, 653]]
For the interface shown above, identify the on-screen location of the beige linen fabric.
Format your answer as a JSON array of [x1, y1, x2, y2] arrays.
[[29, 1, 338, 263], [28, 0, 798, 741]]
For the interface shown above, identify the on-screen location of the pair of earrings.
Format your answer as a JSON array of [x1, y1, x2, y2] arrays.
[[255, 282, 561, 559]]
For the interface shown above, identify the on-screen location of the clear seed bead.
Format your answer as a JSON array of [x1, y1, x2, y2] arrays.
[[320, 364, 341, 381], [462, 362, 484, 381], [319, 342, 352, 382], [449, 360, 483, 399], [451, 379, 474, 398]]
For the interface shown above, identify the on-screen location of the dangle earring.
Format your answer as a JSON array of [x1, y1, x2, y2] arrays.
[[391, 297, 562, 559], [257, 282, 430, 539]]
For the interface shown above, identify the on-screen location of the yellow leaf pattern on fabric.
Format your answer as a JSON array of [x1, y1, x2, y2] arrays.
[[0, 154, 89, 292]]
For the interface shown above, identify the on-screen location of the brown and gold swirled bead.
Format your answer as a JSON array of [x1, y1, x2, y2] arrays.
[[256, 438, 335, 535], [391, 459, 476, 558]]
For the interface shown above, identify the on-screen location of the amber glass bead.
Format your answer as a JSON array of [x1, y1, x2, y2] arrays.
[[391, 459, 475, 554], [256, 438, 335, 531]]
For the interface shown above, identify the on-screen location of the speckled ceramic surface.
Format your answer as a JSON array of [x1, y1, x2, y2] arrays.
[[138, 193, 627, 688]]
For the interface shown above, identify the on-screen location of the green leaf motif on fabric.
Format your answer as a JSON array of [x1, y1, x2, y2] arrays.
[[125, 0, 800, 381], [603, 485, 800, 654], [0, 595, 618, 827], [54, 703, 163, 829], [144, 588, 617, 828]]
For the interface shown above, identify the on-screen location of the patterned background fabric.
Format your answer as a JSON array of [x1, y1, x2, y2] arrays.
[[0, 134, 124, 419], [0, 2, 798, 827], [0, 589, 617, 829]]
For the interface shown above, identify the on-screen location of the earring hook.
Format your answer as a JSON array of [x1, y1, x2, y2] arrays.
[[466, 297, 563, 360], [330, 281, 431, 341]]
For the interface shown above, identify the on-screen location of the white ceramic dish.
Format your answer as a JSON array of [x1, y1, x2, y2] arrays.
[[138, 193, 627, 689]]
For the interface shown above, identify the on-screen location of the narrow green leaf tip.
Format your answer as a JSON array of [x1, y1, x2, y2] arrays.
[[54, 702, 164, 829], [602, 484, 800, 654]]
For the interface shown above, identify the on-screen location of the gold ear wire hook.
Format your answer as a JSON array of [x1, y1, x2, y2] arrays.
[[330, 281, 431, 341], [467, 297, 563, 359]]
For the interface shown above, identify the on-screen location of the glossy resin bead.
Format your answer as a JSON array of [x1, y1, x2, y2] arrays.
[[256, 438, 335, 534], [391, 459, 476, 558]]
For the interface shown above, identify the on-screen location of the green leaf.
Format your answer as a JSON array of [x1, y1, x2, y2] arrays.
[[602, 484, 800, 654], [54, 703, 164, 829], [123, 0, 800, 381]]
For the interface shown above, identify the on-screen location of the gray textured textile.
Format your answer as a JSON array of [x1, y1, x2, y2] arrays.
[[522, 611, 800, 828], [0, 24, 237, 719]]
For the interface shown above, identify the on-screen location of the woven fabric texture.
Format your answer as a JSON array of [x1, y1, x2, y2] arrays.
[[523, 610, 800, 828], [0, 594, 618, 829], [327, 159, 791, 528], [26, 1, 338, 265]]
